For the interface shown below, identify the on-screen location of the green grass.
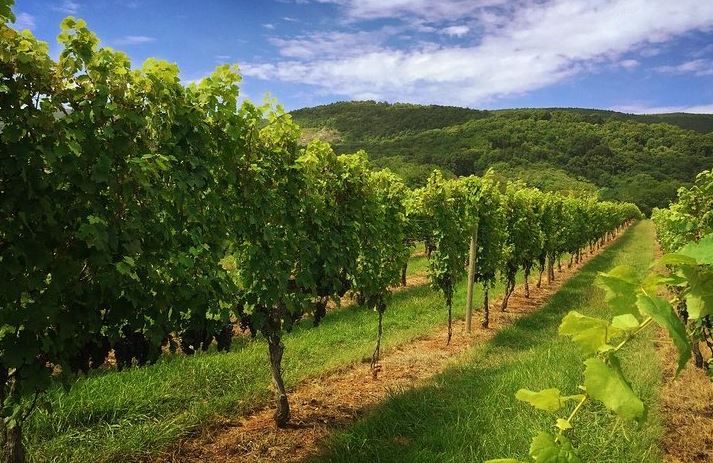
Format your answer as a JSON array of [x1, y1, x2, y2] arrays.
[[406, 254, 429, 276], [311, 221, 662, 463], [26, 253, 515, 462]]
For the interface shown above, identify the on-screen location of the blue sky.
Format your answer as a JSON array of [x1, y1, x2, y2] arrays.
[[11, 0, 713, 113]]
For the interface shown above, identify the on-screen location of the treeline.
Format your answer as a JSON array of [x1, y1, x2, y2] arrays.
[[292, 102, 713, 215], [0, 7, 640, 462]]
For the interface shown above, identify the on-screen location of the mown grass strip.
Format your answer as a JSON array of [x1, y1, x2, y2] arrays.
[[312, 221, 662, 463]]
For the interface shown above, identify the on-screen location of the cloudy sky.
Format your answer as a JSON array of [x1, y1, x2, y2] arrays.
[[11, 0, 713, 112]]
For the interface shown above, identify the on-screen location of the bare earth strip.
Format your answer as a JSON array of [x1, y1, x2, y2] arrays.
[[157, 233, 626, 463], [658, 336, 713, 462]]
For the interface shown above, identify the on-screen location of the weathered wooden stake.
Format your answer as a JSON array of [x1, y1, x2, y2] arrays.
[[464, 222, 479, 334]]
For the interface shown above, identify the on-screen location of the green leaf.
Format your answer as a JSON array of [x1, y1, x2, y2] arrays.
[[677, 233, 713, 265], [529, 431, 582, 463], [583, 357, 644, 421], [657, 253, 697, 267], [0, 0, 15, 22], [680, 266, 713, 319], [0, 324, 15, 341], [555, 418, 572, 431], [485, 460, 522, 463], [611, 314, 639, 332], [559, 311, 617, 355], [636, 293, 691, 374], [516, 388, 564, 412], [595, 266, 640, 317]]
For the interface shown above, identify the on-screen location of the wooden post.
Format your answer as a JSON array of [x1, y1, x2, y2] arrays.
[[465, 222, 478, 334]]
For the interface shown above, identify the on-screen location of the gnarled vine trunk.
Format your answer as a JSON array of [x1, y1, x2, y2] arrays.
[[446, 295, 453, 345], [2, 425, 23, 463], [524, 266, 530, 298], [0, 366, 6, 454], [371, 309, 385, 372], [401, 262, 407, 287], [268, 335, 290, 428], [481, 286, 490, 328], [537, 263, 544, 288], [501, 277, 515, 312], [692, 341, 704, 369], [1, 376, 24, 463]]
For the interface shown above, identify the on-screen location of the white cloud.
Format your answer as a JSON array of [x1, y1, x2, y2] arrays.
[[613, 103, 713, 114], [113, 35, 156, 45], [53, 0, 79, 14], [316, 0, 508, 21], [655, 59, 713, 76], [639, 46, 662, 57], [263, 23, 276, 30], [244, 0, 713, 105], [215, 55, 232, 61], [619, 59, 640, 69], [270, 30, 384, 59], [14, 12, 35, 30], [441, 25, 470, 37]]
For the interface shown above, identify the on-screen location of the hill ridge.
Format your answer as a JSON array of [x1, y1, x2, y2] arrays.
[[291, 101, 713, 214]]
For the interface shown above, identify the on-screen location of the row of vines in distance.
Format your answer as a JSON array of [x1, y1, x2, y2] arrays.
[[489, 169, 712, 462]]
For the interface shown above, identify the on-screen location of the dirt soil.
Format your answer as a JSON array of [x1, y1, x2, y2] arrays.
[[658, 333, 713, 463], [155, 235, 624, 463]]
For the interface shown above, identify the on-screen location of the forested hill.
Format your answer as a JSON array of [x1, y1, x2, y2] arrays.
[[290, 101, 713, 214]]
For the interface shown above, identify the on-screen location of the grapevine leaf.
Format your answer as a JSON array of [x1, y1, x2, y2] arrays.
[[595, 266, 640, 317], [677, 233, 713, 264], [641, 270, 683, 293], [583, 357, 644, 421], [0, 324, 15, 341], [555, 418, 572, 431], [636, 293, 691, 374], [559, 311, 618, 355], [656, 253, 697, 267], [1, 0, 15, 22], [516, 388, 563, 412], [484, 460, 522, 463], [529, 431, 582, 463], [680, 266, 713, 319], [611, 314, 639, 332]]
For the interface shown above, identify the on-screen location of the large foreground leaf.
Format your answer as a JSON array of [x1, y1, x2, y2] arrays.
[[595, 266, 640, 317], [529, 432, 582, 463], [516, 388, 584, 412], [636, 293, 691, 374], [677, 233, 713, 265], [583, 357, 644, 421], [559, 311, 619, 355]]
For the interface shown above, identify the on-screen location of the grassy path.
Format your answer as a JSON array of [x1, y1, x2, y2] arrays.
[[26, 251, 515, 462], [310, 221, 662, 463]]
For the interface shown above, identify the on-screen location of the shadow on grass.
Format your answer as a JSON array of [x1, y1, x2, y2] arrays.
[[310, 223, 658, 463]]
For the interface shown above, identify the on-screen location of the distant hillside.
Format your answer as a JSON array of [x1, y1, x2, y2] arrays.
[[291, 101, 713, 214]]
